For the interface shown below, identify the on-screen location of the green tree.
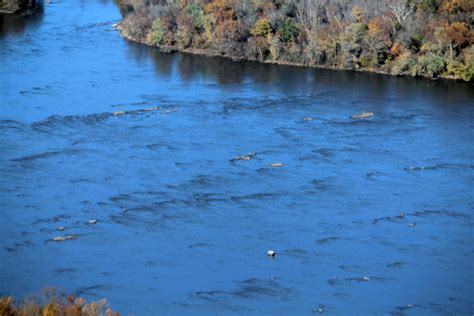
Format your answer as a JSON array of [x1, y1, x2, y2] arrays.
[[414, 53, 446, 77], [183, 3, 204, 30], [278, 18, 299, 42], [150, 18, 164, 45]]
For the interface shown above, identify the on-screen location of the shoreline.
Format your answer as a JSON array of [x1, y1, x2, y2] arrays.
[[115, 25, 462, 83]]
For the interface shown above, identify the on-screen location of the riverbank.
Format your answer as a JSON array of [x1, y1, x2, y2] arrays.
[[114, 0, 473, 82], [115, 23, 465, 83]]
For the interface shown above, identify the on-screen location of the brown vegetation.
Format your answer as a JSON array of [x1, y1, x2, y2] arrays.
[[0, 289, 120, 316]]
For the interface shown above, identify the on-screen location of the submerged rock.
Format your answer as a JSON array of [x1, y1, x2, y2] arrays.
[[366, 171, 382, 178], [327, 277, 338, 285], [161, 109, 179, 114], [143, 106, 160, 112], [352, 112, 374, 119], [52, 235, 76, 242], [314, 305, 324, 313], [395, 303, 416, 312], [346, 276, 370, 282], [232, 152, 256, 161]]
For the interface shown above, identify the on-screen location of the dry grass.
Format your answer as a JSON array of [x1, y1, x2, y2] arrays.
[[0, 289, 120, 316]]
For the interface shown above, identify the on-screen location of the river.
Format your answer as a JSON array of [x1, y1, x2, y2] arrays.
[[1, 1, 473, 315]]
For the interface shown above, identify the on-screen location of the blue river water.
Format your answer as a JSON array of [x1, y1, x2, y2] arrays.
[[1, 1, 473, 315]]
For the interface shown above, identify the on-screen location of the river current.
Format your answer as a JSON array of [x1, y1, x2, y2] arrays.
[[1, 1, 473, 315]]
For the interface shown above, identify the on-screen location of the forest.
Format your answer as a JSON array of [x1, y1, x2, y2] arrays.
[[120, 0, 472, 80]]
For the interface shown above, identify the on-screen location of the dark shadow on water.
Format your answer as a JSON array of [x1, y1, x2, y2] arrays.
[[0, 7, 44, 38], [124, 40, 474, 108]]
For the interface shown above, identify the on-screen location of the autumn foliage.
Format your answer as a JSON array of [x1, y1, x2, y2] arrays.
[[117, 0, 474, 81]]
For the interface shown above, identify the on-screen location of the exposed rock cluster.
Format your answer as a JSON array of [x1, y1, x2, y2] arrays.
[[0, 0, 41, 16]]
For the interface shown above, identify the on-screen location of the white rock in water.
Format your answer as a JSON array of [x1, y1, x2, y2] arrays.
[[53, 235, 76, 241], [88, 219, 97, 224], [234, 155, 251, 161], [269, 163, 284, 167], [267, 250, 276, 257]]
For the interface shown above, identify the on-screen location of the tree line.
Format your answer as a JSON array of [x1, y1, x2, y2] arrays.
[[116, 0, 473, 81]]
